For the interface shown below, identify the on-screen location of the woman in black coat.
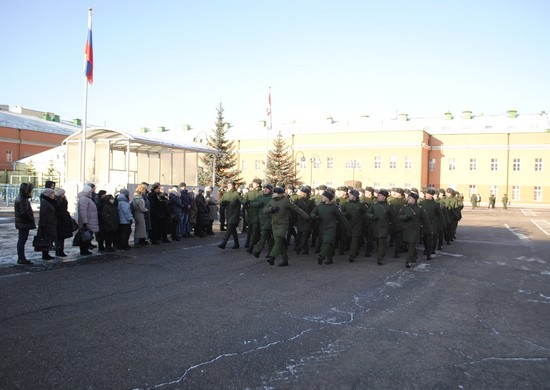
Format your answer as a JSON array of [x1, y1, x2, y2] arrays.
[[100, 194, 119, 252], [54, 188, 73, 257], [38, 188, 58, 260], [14, 182, 37, 264]]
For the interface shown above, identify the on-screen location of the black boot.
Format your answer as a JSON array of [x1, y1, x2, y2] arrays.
[[278, 259, 289, 267], [42, 253, 54, 260], [266, 257, 275, 266]]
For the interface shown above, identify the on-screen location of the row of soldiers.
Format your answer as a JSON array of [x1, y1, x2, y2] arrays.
[[217, 179, 463, 268]]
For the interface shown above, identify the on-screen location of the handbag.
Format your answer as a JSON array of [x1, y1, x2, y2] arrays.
[[33, 233, 50, 252], [71, 218, 79, 232], [72, 228, 94, 246]]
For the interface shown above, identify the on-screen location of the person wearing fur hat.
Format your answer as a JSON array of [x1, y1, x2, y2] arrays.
[[54, 188, 73, 257], [99, 194, 119, 252], [77, 185, 99, 255], [168, 186, 186, 241], [243, 178, 263, 252], [294, 186, 315, 255], [366, 189, 391, 265], [310, 190, 350, 265], [398, 192, 432, 268], [421, 188, 446, 258], [389, 188, 406, 259], [251, 184, 275, 258], [218, 181, 243, 249], [263, 186, 309, 266], [341, 188, 367, 262]]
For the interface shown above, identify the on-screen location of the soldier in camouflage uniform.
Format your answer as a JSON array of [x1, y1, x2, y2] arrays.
[[340, 188, 367, 262], [251, 184, 275, 258], [398, 192, 432, 268], [294, 186, 316, 255], [389, 188, 406, 258], [421, 188, 446, 257], [217, 181, 243, 249]]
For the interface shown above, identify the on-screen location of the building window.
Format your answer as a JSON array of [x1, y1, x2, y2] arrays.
[[299, 159, 307, 169], [535, 158, 543, 171], [428, 183, 435, 189], [429, 158, 436, 171], [512, 185, 520, 201], [490, 184, 498, 197], [491, 158, 498, 171], [6, 150, 12, 163], [469, 184, 476, 196], [373, 182, 380, 188], [534, 186, 542, 201], [389, 156, 397, 169], [388, 182, 396, 188], [241, 160, 247, 171], [313, 158, 321, 169], [469, 158, 477, 171], [327, 157, 333, 169], [449, 158, 456, 171], [326, 181, 333, 187], [405, 156, 412, 169], [374, 156, 381, 169], [513, 158, 521, 171], [346, 159, 361, 169], [254, 160, 261, 170], [404, 182, 411, 188]]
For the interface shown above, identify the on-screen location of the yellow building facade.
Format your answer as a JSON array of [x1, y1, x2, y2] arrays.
[[230, 112, 550, 205]]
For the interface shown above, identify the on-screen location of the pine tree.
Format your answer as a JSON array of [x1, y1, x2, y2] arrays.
[[198, 103, 241, 187], [266, 133, 296, 186]]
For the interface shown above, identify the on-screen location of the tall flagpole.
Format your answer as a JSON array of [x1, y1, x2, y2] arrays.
[[265, 86, 272, 182], [82, 7, 93, 187]]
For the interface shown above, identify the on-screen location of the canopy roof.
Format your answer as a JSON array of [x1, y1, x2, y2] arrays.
[[63, 127, 219, 154]]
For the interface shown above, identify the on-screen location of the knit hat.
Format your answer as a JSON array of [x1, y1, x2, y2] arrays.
[[82, 185, 92, 193]]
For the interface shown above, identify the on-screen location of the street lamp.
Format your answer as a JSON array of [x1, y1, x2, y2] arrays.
[[294, 151, 306, 185], [309, 154, 321, 187]]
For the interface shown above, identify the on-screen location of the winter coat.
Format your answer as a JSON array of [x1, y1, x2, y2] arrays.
[[168, 188, 186, 220], [421, 198, 445, 232], [251, 192, 272, 230], [340, 198, 367, 237], [293, 196, 316, 232], [14, 183, 36, 230], [195, 194, 210, 225], [97, 195, 109, 230], [148, 190, 164, 225], [398, 203, 432, 243], [142, 191, 152, 231], [205, 192, 218, 221], [38, 194, 58, 241], [55, 196, 73, 239], [180, 189, 191, 211], [132, 193, 148, 239], [77, 190, 100, 232], [243, 188, 262, 225], [220, 189, 242, 225], [101, 195, 120, 233], [189, 195, 197, 224], [117, 194, 133, 224], [310, 202, 349, 245], [366, 200, 391, 238], [265, 195, 309, 238]]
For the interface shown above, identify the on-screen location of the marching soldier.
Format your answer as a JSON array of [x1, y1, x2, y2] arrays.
[[366, 189, 391, 265], [251, 184, 275, 258], [264, 187, 309, 267], [398, 192, 432, 268], [294, 186, 315, 255], [310, 189, 349, 265], [217, 181, 242, 249], [340, 188, 367, 262], [389, 188, 406, 258], [421, 188, 445, 257], [243, 178, 263, 253]]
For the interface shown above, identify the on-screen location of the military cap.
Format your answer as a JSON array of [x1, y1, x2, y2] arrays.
[[299, 186, 311, 195], [322, 190, 334, 200], [439, 188, 446, 194], [252, 178, 262, 185], [179, 182, 187, 187], [318, 184, 327, 191], [408, 192, 419, 200], [263, 183, 273, 190], [426, 188, 436, 195], [378, 189, 389, 197], [396, 188, 405, 196], [348, 189, 360, 198], [365, 186, 374, 192], [273, 186, 285, 194], [337, 186, 347, 192], [411, 187, 419, 194]]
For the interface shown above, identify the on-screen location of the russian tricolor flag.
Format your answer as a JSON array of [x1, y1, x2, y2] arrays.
[[85, 10, 93, 85]]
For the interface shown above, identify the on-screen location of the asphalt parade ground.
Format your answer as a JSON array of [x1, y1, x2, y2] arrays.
[[0, 207, 549, 389]]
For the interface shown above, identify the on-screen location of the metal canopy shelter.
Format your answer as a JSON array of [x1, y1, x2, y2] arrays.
[[62, 127, 218, 190]]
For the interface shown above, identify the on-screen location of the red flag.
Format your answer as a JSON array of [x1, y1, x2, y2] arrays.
[[85, 11, 93, 84]]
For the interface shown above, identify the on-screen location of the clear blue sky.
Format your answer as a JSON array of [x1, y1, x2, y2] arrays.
[[2, 0, 549, 133]]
